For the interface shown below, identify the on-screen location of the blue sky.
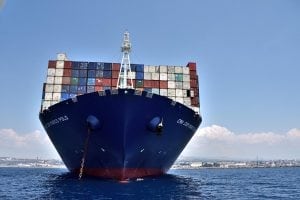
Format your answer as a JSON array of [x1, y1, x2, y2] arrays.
[[0, 0, 299, 159]]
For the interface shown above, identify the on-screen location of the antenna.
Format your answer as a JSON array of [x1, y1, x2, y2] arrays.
[[117, 31, 134, 89]]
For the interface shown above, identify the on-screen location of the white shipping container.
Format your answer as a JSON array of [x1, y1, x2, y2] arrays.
[[53, 85, 62, 93], [182, 90, 187, 97], [167, 89, 176, 96], [183, 67, 190, 74], [151, 73, 159, 80], [191, 90, 195, 97], [183, 98, 191, 106], [44, 93, 53, 100], [45, 84, 54, 93], [160, 73, 168, 80], [170, 96, 176, 102], [160, 89, 168, 96], [152, 88, 160, 95], [183, 81, 191, 89], [159, 65, 167, 73], [57, 53, 68, 61], [149, 66, 156, 73], [168, 81, 175, 89], [51, 100, 59, 106], [144, 65, 150, 73], [52, 93, 61, 101], [175, 66, 183, 73], [176, 89, 183, 97], [175, 82, 183, 89], [128, 71, 136, 79], [42, 101, 51, 110], [167, 74, 175, 81], [167, 66, 175, 73], [183, 74, 190, 82], [47, 68, 56, 76], [46, 76, 54, 84], [54, 77, 63, 84], [144, 72, 151, 80], [155, 66, 160, 73], [55, 68, 64, 77], [56, 61, 64, 68], [176, 97, 184, 104]]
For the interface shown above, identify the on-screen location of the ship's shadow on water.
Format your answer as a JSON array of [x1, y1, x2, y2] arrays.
[[41, 171, 203, 199]]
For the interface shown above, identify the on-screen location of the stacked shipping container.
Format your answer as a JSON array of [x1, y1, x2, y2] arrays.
[[41, 57, 200, 110]]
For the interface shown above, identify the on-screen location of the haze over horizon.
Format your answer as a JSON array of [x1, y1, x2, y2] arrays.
[[0, 0, 299, 160]]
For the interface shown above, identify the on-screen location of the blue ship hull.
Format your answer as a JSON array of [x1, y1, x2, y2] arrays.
[[39, 89, 202, 180]]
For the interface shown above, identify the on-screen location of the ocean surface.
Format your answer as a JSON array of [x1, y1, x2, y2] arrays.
[[0, 167, 299, 199]]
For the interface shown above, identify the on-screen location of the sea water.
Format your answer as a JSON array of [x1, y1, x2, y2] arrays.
[[0, 167, 299, 199]]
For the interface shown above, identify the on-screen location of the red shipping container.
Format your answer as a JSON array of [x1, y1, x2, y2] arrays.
[[64, 61, 72, 69], [112, 71, 119, 79], [62, 77, 71, 84], [102, 78, 112, 86], [112, 63, 121, 71], [112, 79, 118, 87], [48, 60, 56, 68], [190, 73, 198, 80], [95, 86, 103, 91], [63, 69, 72, 77], [187, 62, 196, 71], [95, 78, 103, 86], [190, 79, 198, 87], [159, 81, 168, 89], [152, 80, 160, 88], [127, 79, 135, 87], [191, 97, 199, 106], [191, 88, 199, 97], [144, 80, 152, 88]]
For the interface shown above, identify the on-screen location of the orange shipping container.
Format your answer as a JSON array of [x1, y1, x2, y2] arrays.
[[95, 86, 103, 91]]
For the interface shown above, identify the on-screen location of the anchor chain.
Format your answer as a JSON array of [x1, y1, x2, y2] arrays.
[[79, 128, 91, 180]]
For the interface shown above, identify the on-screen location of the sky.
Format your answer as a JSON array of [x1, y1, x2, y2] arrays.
[[0, 0, 299, 160]]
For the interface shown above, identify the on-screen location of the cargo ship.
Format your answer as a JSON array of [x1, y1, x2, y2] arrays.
[[39, 32, 202, 180]]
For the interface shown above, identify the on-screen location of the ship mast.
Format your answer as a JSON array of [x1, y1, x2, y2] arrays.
[[117, 31, 134, 89]]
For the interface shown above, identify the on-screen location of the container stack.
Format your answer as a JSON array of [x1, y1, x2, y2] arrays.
[[41, 54, 199, 110]]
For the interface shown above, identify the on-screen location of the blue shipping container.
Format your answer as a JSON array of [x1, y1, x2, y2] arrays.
[[103, 71, 112, 78], [87, 78, 95, 85], [88, 70, 96, 77], [130, 64, 136, 72], [79, 62, 88, 69], [135, 64, 144, 72], [104, 63, 112, 71], [88, 62, 97, 70], [78, 78, 87, 86], [61, 93, 69, 100], [96, 62, 104, 70], [72, 70, 79, 77], [136, 72, 144, 79], [72, 62, 80, 69], [79, 70, 87, 77], [96, 70, 104, 77], [61, 85, 70, 93], [77, 86, 86, 93], [87, 86, 95, 93], [70, 85, 78, 93]]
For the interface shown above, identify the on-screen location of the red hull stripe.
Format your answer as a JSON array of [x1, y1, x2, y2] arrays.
[[74, 168, 165, 180]]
